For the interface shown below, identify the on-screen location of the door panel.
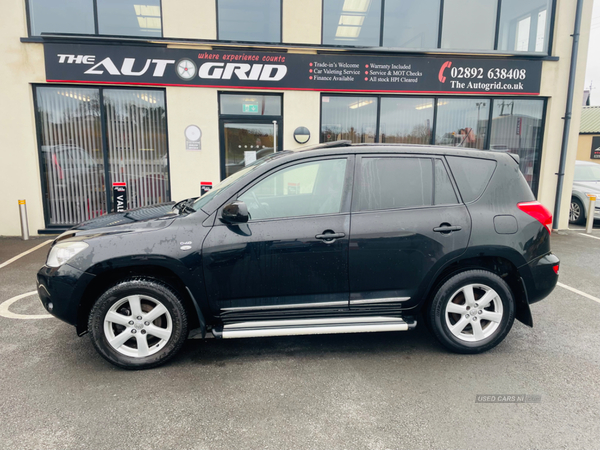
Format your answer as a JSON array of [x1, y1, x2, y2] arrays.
[[349, 205, 471, 309], [202, 156, 353, 314], [202, 214, 350, 311], [348, 155, 471, 309]]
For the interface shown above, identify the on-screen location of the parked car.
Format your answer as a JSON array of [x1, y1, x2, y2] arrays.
[[37, 142, 559, 369], [570, 160, 600, 225]]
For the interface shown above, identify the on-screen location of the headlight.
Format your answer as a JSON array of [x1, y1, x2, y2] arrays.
[[47, 242, 89, 268]]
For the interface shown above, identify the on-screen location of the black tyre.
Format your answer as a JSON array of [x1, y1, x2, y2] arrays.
[[88, 278, 188, 370], [427, 270, 515, 354], [569, 197, 585, 225]]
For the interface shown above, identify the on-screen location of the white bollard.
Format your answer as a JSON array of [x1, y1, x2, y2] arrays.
[[18, 200, 29, 241], [586, 195, 596, 234]]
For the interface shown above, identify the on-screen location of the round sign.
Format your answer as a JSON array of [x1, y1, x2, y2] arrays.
[[185, 125, 202, 141], [176, 58, 197, 80], [293, 126, 311, 144]]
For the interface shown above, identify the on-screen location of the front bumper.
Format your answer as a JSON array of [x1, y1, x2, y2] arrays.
[[518, 252, 560, 305], [37, 264, 95, 327]]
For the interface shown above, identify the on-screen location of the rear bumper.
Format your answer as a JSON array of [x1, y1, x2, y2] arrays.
[[518, 252, 559, 305]]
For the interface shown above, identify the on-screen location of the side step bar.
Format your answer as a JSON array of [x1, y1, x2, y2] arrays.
[[212, 316, 416, 339]]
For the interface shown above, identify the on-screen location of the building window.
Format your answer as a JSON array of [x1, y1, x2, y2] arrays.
[[35, 86, 169, 227], [321, 0, 554, 54], [497, 0, 552, 53], [97, 0, 162, 37], [379, 97, 434, 144], [382, 0, 440, 49], [217, 0, 281, 43], [28, 0, 95, 36], [435, 98, 489, 149], [440, 0, 497, 50], [320, 95, 545, 195], [220, 94, 282, 116], [322, 0, 382, 46], [321, 96, 377, 143], [28, 0, 162, 37], [489, 99, 544, 193]]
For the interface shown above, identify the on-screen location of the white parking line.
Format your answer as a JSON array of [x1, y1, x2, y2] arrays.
[[557, 282, 600, 305], [578, 233, 600, 241], [0, 291, 52, 320], [0, 240, 52, 269]]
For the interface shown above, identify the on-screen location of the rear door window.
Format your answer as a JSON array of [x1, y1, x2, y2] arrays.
[[434, 159, 459, 205], [446, 156, 496, 203], [355, 157, 433, 212]]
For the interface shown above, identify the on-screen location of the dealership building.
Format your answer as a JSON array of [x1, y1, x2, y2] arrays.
[[0, 0, 593, 235]]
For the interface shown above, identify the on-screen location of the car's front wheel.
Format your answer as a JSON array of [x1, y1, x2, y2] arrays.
[[88, 278, 188, 370], [428, 270, 515, 354]]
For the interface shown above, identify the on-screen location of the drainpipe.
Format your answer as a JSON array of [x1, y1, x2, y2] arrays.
[[553, 0, 585, 229]]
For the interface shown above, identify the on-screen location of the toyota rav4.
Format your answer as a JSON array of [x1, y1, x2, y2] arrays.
[[37, 142, 559, 369]]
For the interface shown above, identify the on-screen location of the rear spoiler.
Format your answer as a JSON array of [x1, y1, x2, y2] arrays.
[[508, 153, 520, 165]]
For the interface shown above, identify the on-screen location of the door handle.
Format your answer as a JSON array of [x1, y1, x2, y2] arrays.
[[433, 225, 462, 233], [316, 232, 346, 240]]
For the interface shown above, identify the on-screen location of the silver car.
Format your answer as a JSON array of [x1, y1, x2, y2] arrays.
[[570, 160, 600, 225]]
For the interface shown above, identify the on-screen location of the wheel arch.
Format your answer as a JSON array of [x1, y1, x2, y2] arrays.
[[420, 255, 532, 327], [76, 262, 206, 336]]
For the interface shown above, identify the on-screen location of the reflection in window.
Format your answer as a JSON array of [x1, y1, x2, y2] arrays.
[[379, 98, 434, 144], [223, 124, 275, 178], [103, 90, 169, 209], [218, 0, 281, 42], [28, 0, 95, 36], [357, 158, 433, 211], [323, 0, 382, 46], [36, 87, 105, 225], [382, 0, 440, 49], [441, 0, 497, 50], [497, 0, 551, 53], [97, 0, 162, 36], [490, 99, 544, 192], [321, 96, 377, 143], [435, 99, 489, 149], [239, 159, 348, 220]]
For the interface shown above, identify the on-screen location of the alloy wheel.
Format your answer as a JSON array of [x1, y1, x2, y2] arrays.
[[444, 284, 504, 342], [570, 201, 581, 222], [103, 295, 172, 358]]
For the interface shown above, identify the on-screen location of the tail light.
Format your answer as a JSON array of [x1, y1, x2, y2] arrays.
[[517, 201, 553, 234]]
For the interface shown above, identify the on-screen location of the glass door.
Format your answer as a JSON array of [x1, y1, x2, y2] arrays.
[[221, 121, 280, 179], [218, 93, 283, 180]]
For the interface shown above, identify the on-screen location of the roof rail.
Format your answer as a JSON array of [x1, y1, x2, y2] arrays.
[[299, 140, 353, 151]]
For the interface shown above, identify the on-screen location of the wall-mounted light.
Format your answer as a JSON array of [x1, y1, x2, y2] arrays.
[[294, 127, 311, 144]]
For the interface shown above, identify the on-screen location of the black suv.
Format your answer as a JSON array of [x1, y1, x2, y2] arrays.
[[37, 143, 559, 369]]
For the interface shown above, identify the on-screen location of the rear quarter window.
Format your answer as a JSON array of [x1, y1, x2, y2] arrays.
[[446, 156, 496, 203]]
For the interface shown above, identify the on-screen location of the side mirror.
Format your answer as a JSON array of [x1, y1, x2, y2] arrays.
[[221, 201, 249, 224]]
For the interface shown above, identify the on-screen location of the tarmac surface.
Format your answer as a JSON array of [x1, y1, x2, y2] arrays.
[[0, 225, 599, 450]]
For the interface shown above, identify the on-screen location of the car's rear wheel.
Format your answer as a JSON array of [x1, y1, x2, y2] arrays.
[[569, 197, 585, 225], [88, 278, 188, 370], [428, 270, 515, 354]]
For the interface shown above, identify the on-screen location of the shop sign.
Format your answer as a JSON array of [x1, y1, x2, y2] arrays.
[[591, 137, 600, 159], [200, 181, 213, 195], [185, 125, 202, 150], [112, 182, 127, 213], [242, 104, 259, 113], [44, 43, 543, 95]]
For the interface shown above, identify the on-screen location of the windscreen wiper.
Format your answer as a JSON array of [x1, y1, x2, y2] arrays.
[[172, 198, 197, 215]]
